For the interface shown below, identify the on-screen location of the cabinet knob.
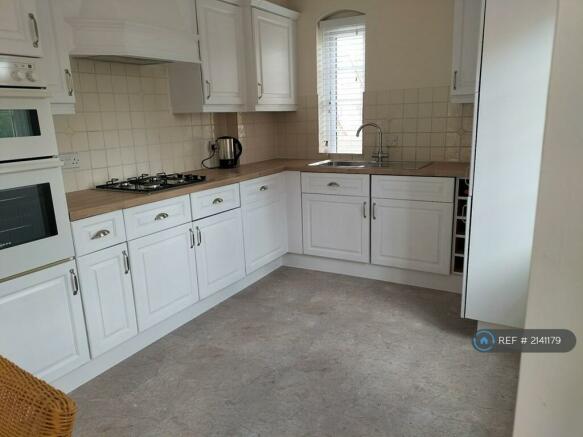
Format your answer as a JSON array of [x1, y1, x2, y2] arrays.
[[327, 182, 340, 188], [91, 229, 110, 240], [212, 197, 224, 205], [155, 212, 169, 221], [259, 185, 268, 192]]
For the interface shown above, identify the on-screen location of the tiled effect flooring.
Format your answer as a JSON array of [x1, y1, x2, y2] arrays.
[[72, 267, 519, 436]]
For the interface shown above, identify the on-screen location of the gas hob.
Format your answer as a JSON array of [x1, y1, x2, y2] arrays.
[[95, 173, 206, 193]]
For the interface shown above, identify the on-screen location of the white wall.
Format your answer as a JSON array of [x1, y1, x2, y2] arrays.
[[513, 1, 583, 435], [287, 0, 455, 94]]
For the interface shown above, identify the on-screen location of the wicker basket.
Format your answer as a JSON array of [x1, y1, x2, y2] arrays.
[[0, 355, 77, 437]]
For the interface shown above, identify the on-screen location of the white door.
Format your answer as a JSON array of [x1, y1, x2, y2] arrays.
[[0, 0, 42, 57], [252, 8, 296, 106], [129, 223, 199, 331], [451, 0, 483, 101], [0, 260, 89, 382], [302, 194, 370, 263], [242, 194, 287, 274], [36, 0, 75, 114], [196, 0, 246, 106], [371, 199, 453, 274], [76, 244, 138, 358], [194, 208, 246, 300]]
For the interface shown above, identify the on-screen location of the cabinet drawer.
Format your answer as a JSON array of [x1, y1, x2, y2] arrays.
[[372, 176, 454, 203], [240, 173, 284, 205], [71, 211, 126, 256], [123, 195, 192, 240], [301, 172, 370, 196], [191, 183, 240, 220]]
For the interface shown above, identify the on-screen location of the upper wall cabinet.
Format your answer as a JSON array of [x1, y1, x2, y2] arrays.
[[450, 0, 483, 103], [0, 0, 43, 57], [37, 0, 75, 115], [169, 0, 298, 113], [251, 7, 297, 111]]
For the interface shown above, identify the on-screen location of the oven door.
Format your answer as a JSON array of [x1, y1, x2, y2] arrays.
[[0, 158, 73, 281], [0, 89, 58, 162]]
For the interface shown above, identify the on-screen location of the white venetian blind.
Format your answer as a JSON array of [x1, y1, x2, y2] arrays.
[[317, 15, 366, 154]]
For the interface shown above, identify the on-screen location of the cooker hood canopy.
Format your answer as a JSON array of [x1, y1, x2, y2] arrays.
[[66, 0, 200, 64]]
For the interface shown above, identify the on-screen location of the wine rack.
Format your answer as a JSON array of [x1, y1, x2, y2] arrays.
[[452, 178, 469, 275]]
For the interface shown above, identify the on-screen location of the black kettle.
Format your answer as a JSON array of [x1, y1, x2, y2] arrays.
[[216, 136, 243, 168]]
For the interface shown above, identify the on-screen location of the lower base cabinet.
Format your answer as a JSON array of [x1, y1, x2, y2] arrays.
[[0, 260, 90, 382], [302, 193, 370, 263], [194, 208, 246, 300], [76, 243, 138, 358], [371, 198, 453, 274], [129, 223, 199, 331]]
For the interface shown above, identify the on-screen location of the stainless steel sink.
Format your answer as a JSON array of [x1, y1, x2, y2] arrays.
[[309, 160, 432, 170]]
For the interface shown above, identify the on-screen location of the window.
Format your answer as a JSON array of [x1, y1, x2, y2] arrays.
[[318, 15, 366, 154]]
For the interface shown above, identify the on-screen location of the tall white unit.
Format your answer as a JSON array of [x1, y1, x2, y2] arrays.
[[463, 0, 557, 327]]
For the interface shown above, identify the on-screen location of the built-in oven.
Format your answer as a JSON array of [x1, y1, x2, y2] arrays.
[[0, 56, 57, 161], [0, 158, 74, 281]]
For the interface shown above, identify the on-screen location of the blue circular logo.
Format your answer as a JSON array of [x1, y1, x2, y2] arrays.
[[473, 329, 496, 352]]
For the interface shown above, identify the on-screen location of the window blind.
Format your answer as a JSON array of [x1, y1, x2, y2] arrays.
[[317, 16, 366, 154]]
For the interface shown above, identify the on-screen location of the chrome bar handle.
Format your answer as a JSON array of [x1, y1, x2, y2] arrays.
[[122, 250, 130, 274], [372, 202, 377, 220], [453, 70, 458, 91], [205, 80, 211, 100], [65, 69, 73, 96], [70, 269, 80, 296], [29, 13, 39, 48], [189, 228, 195, 249], [91, 229, 110, 240], [155, 212, 169, 221], [363, 201, 367, 219], [196, 226, 202, 246], [212, 197, 224, 205], [327, 182, 340, 187], [258, 82, 263, 100]]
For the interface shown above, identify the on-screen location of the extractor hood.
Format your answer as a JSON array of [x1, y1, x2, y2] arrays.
[[66, 0, 200, 64]]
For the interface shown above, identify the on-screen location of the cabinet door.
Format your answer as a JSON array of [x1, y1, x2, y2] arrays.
[[196, 0, 246, 106], [194, 208, 246, 300], [302, 194, 370, 263], [0, 0, 42, 57], [37, 0, 75, 114], [77, 244, 138, 358], [0, 260, 89, 382], [252, 8, 296, 107], [242, 192, 287, 274], [129, 223, 199, 331], [371, 199, 453, 274], [451, 0, 483, 101]]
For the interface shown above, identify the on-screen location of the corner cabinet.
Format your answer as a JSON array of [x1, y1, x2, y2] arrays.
[[169, 0, 298, 113], [0, 260, 90, 383], [241, 174, 288, 274], [0, 0, 43, 57], [251, 6, 297, 110], [450, 0, 483, 103]]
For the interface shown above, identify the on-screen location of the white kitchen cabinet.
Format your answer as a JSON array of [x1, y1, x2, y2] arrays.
[[129, 223, 199, 331], [194, 208, 246, 299], [197, 0, 246, 108], [0, 0, 43, 57], [76, 243, 138, 358], [251, 7, 296, 109], [302, 193, 370, 263], [36, 0, 75, 114], [241, 174, 288, 273], [371, 199, 453, 274], [0, 260, 89, 382], [450, 0, 483, 103]]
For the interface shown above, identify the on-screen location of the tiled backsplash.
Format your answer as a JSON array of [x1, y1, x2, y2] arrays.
[[277, 87, 474, 162], [56, 60, 473, 193]]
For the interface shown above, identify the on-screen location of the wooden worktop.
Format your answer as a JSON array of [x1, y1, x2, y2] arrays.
[[66, 159, 470, 221]]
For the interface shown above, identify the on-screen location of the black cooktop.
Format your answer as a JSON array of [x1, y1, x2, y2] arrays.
[[95, 172, 206, 193]]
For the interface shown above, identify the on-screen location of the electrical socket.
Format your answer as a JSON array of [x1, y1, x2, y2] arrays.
[[60, 152, 80, 169]]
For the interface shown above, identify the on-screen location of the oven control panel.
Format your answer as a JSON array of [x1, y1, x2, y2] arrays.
[[0, 55, 45, 88]]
